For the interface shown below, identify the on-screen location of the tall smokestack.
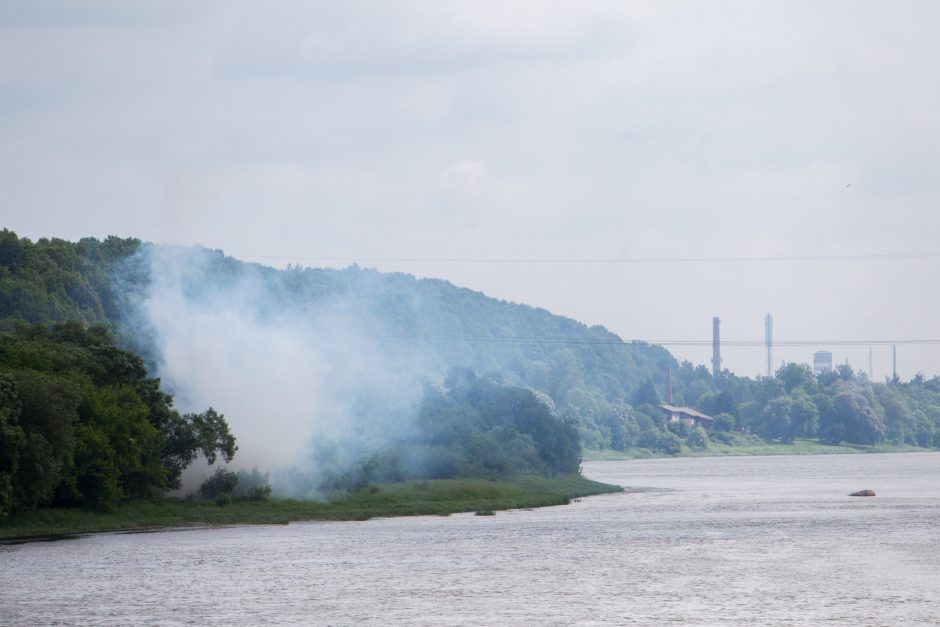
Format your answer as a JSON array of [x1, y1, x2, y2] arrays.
[[712, 317, 721, 377], [765, 313, 773, 377], [665, 366, 673, 404], [893, 344, 897, 381]]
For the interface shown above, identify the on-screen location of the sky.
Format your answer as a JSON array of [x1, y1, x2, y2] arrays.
[[2, 0, 939, 380]]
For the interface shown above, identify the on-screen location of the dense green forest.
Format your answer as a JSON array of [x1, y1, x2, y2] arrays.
[[1, 227, 939, 510], [0, 230, 140, 330], [314, 368, 582, 492], [0, 322, 236, 520], [659, 360, 940, 452], [0, 229, 677, 452]]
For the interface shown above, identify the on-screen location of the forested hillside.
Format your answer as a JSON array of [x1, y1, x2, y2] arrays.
[[0, 230, 676, 451], [0, 323, 235, 520], [2, 229, 939, 462], [0, 230, 140, 329]]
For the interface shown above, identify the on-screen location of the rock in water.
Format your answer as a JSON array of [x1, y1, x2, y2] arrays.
[[849, 489, 876, 497]]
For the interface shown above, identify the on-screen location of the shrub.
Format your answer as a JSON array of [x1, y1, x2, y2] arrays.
[[686, 427, 710, 451], [233, 468, 272, 501], [667, 421, 690, 438], [199, 467, 238, 500], [637, 428, 682, 455]]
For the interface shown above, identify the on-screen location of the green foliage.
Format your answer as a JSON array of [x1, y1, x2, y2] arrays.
[[697, 390, 735, 417], [327, 368, 583, 489], [667, 420, 691, 438], [1, 475, 622, 539], [759, 394, 819, 444], [637, 428, 682, 455], [631, 379, 661, 407], [776, 363, 817, 393], [199, 466, 239, 500], [712, 412, 736, 432], [686, 426, 710, 450], [669, 352, 940, 454], [233, 468, 273, 501], [0, 230, 140, 330], [3, 228, 940, 472], [820, 391, 885, 445], [0, 323, 237, 519], [197, 467, 270, 503]]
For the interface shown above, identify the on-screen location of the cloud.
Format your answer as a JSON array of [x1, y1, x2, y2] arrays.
[[2, 1, 940, 378]]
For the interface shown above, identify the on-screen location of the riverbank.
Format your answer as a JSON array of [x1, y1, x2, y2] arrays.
[[583, 438, 937, 461], [0, 474, 622, 541]]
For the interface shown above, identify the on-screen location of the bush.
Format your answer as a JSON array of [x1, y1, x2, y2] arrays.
[[233, 468, 272, 501], [712, 413, 736, 432], [666, 421, 690, 438], [637, 428, 682, 455], [199, 467, 238, 500], [709, 430, 736, 445], [686, 427, 710, 451]]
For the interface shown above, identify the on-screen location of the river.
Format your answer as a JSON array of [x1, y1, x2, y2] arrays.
[[2, 452, 939, 625]]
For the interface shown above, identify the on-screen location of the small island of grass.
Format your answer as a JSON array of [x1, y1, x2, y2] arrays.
[[0, 475, 621, 541]]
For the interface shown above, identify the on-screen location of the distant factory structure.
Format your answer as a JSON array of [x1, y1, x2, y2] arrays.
[[660, 404, 714, 429], [704, 314, 866, 380], [813, 351, 833, 375], [661, 365, 715, 428]]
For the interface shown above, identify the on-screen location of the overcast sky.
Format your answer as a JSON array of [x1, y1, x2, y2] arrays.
[[3, 1, 939, 379]]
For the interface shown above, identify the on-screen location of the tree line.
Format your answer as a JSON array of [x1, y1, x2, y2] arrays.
[[0, 322, 236, 520], [560, 359, 940, 454], [2, 229, 938, 464], [315, 367, 583, 492]]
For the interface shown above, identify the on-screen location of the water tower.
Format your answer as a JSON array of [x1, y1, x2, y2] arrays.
[[813, 351, 832, 375]]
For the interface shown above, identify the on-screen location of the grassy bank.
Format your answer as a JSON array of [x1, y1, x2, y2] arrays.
[[583, 439, 937, 461], [0, 474, 622, 541]]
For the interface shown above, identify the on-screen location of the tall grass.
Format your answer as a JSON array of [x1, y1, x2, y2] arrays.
[[1, 475, 622, 541]]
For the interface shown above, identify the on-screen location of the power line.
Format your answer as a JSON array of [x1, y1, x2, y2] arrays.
[[234, 252, 940, 265], [385, 336, 940, 347]]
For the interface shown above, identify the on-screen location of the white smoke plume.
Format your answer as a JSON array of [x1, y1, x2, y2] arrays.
[[118, 244, 430, 496]]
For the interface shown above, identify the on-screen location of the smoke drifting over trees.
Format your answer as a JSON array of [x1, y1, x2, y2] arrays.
[[3, 230, 940, 510], [116, 244, 606, 494]]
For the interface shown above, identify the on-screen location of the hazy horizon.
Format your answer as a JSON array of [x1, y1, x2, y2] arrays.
[[4, 1, 939, 379]]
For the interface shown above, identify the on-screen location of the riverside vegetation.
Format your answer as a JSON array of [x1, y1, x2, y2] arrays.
[[1, 475, 620, 540], [0, 322, 614, 536], [3, 229, 939, 456], [2, 230, 939, 536]]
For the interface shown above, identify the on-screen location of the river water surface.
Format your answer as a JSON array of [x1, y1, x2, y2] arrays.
[[2, 453, 939, 625]]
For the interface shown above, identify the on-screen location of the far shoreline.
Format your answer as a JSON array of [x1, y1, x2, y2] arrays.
[[582, 439, 938, 461]]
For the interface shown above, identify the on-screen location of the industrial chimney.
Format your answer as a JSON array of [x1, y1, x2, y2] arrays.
[[712, 317, 721, 377], [665, 366, 673, 404]]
